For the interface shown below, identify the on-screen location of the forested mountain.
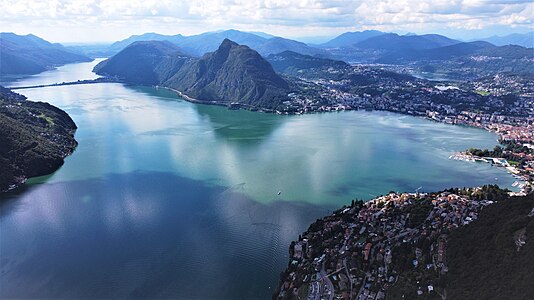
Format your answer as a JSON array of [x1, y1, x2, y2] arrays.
[[165, 39, 290, 108], [446, 194, 534, 299], [0, 33, 92, 76], [0, 86, 77, 191], [107, 32, 185, 54], [266, 51, 348, 75], [95, 39, 290, 109], [93, 41, 191, 84]]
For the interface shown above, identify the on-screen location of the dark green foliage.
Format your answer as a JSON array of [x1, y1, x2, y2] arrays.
[[94, 39, 290, 109], [164, 39, 290, 109], [0, 86, 77, 191], [0, 32, 91, 76], [445, 194, 534, 299], [407, 198, 433, 228]]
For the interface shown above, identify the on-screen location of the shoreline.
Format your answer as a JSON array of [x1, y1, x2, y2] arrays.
[[274, 187, 532, 299], [158, 83, 532, 195]]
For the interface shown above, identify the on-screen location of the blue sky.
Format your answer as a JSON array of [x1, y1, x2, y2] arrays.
[[0, 0, 532, 43]]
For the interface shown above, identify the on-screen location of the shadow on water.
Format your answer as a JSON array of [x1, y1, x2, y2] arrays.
[[194, 104, 286, 145], [125, 85, 288, 146], [0, 170, 333, 299]]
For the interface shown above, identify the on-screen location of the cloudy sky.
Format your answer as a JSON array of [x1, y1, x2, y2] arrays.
[[1, 0, 532, 43]]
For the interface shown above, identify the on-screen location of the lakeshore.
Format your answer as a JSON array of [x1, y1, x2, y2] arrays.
[[0, 59, 520, 299], [274, 186, 532, 300]]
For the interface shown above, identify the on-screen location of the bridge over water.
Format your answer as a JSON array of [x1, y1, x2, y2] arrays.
[[8, 77, 120, 90]]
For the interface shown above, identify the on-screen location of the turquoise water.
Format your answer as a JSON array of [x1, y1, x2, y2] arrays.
[[0, 61, 515, 298]]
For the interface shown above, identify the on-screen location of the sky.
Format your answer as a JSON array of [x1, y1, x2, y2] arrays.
[[0, 0, 532, 43]]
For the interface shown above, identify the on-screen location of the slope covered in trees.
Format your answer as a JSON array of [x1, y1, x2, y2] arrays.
[[0, 32, 92, 76], [0, 86, 77, 191], [445, 193, 534, 299]]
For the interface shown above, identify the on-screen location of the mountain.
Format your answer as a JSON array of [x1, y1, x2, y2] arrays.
[[0, 86, 77, 191], [320, 30, 385, 48], [0, 32, 92, 76], [255, 37, 328, 57], [175, 29, 268, 56], [93, 41, 191, 85], [326, 33, 462, 63], [377, 41, 534, 78], [354, 33, 460, 51], [378, 41, 495, 63], [107, 32, 185, 54], [480, 32, 534, 48], [164, 39, 290, 109], [266, 51, 348, 75], [106, 30, 327, 58]]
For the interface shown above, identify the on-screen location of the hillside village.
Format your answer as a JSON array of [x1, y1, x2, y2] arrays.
[[275, 186, 514, 300]]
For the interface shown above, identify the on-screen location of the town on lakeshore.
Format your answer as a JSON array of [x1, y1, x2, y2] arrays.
[[275, 186, 530, 300], [1, 1, 534, 298]]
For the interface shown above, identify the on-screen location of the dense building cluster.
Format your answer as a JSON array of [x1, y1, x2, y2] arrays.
[[275, 188, 502, 300]]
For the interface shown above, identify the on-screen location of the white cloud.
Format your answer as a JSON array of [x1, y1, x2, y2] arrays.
[[0, 0, 531, 42]]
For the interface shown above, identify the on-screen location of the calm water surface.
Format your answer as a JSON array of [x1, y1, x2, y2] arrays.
[[0, 61, 516, 298]]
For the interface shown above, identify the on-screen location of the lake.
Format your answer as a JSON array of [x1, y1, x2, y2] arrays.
[[0, 60, 516, 299]]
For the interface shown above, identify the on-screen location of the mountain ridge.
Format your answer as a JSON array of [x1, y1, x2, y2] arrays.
[[0, 32, 92, 76]]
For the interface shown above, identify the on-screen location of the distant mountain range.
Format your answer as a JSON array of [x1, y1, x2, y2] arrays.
[[0, 33, 92, 77], [95, 39, 290, 109], [3, 29, 532, 83], [69, 29, 533, 80], [318, 30, 385, 48], [106, 29, 328, 58], [478, 32, 533, 48]]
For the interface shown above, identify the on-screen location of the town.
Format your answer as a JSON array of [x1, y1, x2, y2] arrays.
[[275, 66, 534, 195], [274, 186, 509, 300]]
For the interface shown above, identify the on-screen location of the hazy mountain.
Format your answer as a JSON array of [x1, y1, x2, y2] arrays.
[[93, 41, 190, 85], [354, 33, 460, 51], [266, 51, 348, 74], [320, 30, 385, 48], [479, 32, 534, 48], [0, 32, 92, 76], [379, 41, 534, 78], [107, 30, 327, 58], [254, 37, 328, 57], [165, 39, 290, 108], [108, 32, 185, 54], [378, 41, 495, 63], [245, 31, 276, 39], [175, 29, 267, 56]]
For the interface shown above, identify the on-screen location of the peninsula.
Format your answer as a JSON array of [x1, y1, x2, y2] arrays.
[[274, 186, 534, 299], [0, 86, 78, 191]]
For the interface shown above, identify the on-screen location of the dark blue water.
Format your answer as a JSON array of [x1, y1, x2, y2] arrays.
[[0, 61, 517, 299], [0, 171, 332, 298]]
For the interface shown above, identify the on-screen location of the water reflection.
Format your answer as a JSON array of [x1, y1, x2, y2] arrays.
[[0, 171, 332, 298]]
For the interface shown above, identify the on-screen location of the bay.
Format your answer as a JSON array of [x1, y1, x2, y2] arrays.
[[0, 60, 516, 298]]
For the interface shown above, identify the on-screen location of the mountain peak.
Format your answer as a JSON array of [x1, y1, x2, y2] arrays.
[[219, 38, 239, 48], [165, 40, 289, 108]]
